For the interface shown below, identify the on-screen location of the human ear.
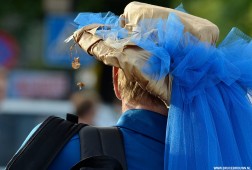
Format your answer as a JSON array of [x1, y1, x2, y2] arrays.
[[112, 67, 122, 100]]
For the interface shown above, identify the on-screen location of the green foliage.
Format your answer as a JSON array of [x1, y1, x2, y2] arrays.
[[74, 0, 252, 41], [0, 0, 43, 37], [0, 0, 251, 68], [74, 0, 170, 15], [0, 0, 43, 68], [176, 0, 252, 41]]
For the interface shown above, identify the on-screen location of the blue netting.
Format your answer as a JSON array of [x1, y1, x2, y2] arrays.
[[73, 8, 252, 169]]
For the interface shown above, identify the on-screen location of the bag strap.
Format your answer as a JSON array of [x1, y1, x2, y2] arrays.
[[74, 126, 127, 170], [71, 155, 123, 170], [6, 115, 85, 170]]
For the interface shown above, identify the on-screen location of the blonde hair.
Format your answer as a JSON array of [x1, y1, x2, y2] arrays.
[[117, 68, 168, 106]]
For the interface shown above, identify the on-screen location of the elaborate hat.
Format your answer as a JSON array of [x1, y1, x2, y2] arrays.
[[70, 2, 219, 105], [68, 2, 252, 169]]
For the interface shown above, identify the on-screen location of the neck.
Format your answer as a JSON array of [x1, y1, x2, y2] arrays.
[[121, 100, 168, 116]]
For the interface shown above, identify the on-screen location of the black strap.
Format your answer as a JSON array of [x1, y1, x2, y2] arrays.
[[67, 113, 79, 123], [6, 115, 85, 170], [71, 155, 123, 170], [76, 126, 127, 170]]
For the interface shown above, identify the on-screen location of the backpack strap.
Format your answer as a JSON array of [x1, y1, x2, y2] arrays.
[[71, 155, 123, 170], [6, 115, 85, 170], [72, 126, 127, 170]]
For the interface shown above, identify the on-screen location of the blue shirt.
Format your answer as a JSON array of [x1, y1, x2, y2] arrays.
[[20, 109, 167, 170], [116, 109, 167, 170]]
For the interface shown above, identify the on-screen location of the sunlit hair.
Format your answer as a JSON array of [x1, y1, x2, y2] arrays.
[[117, 68, 170, 107]]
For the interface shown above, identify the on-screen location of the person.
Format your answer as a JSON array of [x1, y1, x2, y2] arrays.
[[0, 67, 7, 102], [71, 90, 120, 126], [13, 58, 169, 170], [10, 55, 169, 170], [70, 92, 96, 125], [8, 1, 252, 170]]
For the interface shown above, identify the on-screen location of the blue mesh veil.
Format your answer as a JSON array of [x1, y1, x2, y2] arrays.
[[72, 4, 252, 169]]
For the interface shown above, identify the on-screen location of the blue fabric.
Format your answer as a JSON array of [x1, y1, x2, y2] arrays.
[[117, 109, 167, 170], [74, 12, 119, 29], [17, 109, 166, 170], [131, 14, 252, 169], [17, 124, 81, 170], [48, 134, 81, 170], [73, 8, 252, 169]]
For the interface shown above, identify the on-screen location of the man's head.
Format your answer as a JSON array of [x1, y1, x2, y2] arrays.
[[112, 67, 168, 115]]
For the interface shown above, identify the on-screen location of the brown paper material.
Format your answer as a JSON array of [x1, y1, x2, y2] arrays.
[[72, 2, 220, 104]]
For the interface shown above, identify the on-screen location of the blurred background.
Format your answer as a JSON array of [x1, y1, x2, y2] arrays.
[[0, 0, 251, 168]]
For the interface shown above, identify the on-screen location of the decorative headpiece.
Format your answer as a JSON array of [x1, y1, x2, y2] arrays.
[[69, 2, 219, 105], [67, 2, 252, 169]]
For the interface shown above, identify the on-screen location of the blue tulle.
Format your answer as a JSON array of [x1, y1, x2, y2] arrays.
[[135, 14, 252, 169], [74, 10, 252, 169], [175, 3, 188, 13], [134, 14, 252, 169], [74, 12, 119, 29]]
